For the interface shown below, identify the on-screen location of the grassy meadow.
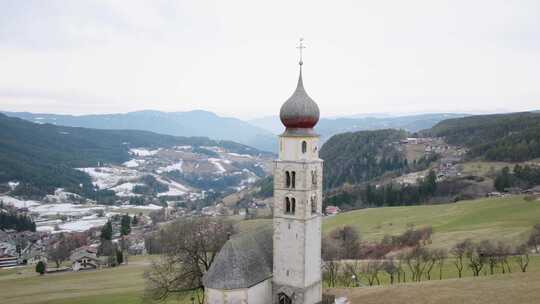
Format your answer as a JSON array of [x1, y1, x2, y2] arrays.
[[323, 195, 540, 249], [0, 256, 193, 304]]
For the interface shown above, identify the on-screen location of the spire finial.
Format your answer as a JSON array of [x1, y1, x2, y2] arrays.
[[296, 38, 306, 66]]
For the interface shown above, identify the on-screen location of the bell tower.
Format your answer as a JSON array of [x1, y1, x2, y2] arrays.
[[273, 39, 323, 304]]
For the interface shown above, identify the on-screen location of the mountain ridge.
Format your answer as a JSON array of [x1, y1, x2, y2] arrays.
[[2, 110, 277, 152]]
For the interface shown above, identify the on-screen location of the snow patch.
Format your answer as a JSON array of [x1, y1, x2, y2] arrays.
[[208, 158, 227, 173], [129, 148, 160, 156], [123, 159, 145, 168], [7, 181, 19, 190], [58, 218, 109, 232], [116, 204, 163, 210], [227, 152, 253, 158], [110, 182, 144, 197], [0, 196, 40, 208], [156, 160, 184, 173], [29, 203, 103, 216], [77, 167, 140, 189]]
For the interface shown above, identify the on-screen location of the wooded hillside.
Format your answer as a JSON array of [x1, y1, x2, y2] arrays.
[[320, 129, 408, 189], [428, 112, 540, 162]]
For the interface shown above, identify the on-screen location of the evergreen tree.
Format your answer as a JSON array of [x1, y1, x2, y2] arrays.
[[116, 249, 124, 265], [494, 167, 512, 192], [100, 221, 113, 241], [36, 261, 46, 275], [120, 214, 131, 236]]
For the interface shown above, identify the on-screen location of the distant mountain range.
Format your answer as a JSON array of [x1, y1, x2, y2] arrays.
[[249, 113, 469, 141], [1, 110, 472, 152], [3, 110, 277, 152]]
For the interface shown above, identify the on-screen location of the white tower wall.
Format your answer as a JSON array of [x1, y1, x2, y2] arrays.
[[273, 134, 323, 304]]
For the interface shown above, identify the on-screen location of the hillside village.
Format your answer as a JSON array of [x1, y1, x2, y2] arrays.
[[0, 143, 275, 272]]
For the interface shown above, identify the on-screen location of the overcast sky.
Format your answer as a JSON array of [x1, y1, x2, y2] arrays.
[[0, 0, 539, 119]]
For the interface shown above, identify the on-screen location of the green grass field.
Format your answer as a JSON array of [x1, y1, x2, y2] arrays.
[[324, 195, 540, 249], [0, 256, 193, 304]]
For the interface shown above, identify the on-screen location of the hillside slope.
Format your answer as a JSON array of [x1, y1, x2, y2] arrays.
[[3, 110, 277, 152], [320, 129, 408, 189], [427, 112, 540, 161], [0, 114, 265, 196], [323, 196, 540, 249]]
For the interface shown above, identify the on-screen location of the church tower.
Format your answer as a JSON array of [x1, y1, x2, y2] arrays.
[[273, 40, 323, 304]]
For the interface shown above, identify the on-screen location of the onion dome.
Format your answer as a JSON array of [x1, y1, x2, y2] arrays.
[[279, 66, 320, 129]]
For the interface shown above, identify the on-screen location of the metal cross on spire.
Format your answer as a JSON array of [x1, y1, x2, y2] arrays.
[[297, 38, 306, 66]]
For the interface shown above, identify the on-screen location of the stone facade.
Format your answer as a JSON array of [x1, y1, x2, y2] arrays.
[[272, 134, 323, 304]]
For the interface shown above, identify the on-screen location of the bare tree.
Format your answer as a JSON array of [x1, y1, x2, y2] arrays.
[[143, 218, 234, 304], [425, 248, 447, 280], [328, 225, 361, 259], [323, 261, 341, 288], [48, 240, 71, 268], [514, 243, 530, 273], [47, 234, 83, 268], [404, 246, 431, 282], [451, 239, 472, 278], [495, 241, 512, 274], [322, 236, 342, 288], [527, 224, 540, 253], [382, 259, 399, 284], [434, 248, 448, 280], [363, 260, 383, 286], [466, 242, 486, 276], [479, 240, 498, 275], [343, 261, 362, 287]]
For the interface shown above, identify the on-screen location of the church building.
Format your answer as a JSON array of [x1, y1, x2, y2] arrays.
[[203, 45, 323, 304]]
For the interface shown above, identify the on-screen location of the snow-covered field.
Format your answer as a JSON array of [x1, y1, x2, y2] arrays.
[[156, 160, 184, 173], [0, 195, 40, 208], [110, 182, 144, 197], [114, 204, 163, 211], [155, 176, 190, 197], [122, 159, 146, 168], [77, 167, 141, 189], [29, 203, 103, 216]]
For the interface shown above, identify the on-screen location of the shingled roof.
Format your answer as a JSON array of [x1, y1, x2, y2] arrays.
[[203, 226, 273, 290]]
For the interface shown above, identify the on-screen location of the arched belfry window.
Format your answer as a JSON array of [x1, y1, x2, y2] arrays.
[[285, 197, 295, 214], [285, 197, 291, 213], [278, 293, 291, 304], [311, 195, 317, 214], [311, 170, 317, 186], [291, 171, 296, 189], [285, 171, 291, 188], [302, 141, 307, 153]]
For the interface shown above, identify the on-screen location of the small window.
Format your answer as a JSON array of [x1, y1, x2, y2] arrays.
[[311, 195, 317, 214], [285, 197, 291, 213], [311, 170, 317, 186], [291, 198, 296, 214], [285, 171, 291, 188], [291, 171, 296, 189], [302, 141, 307, 153]]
